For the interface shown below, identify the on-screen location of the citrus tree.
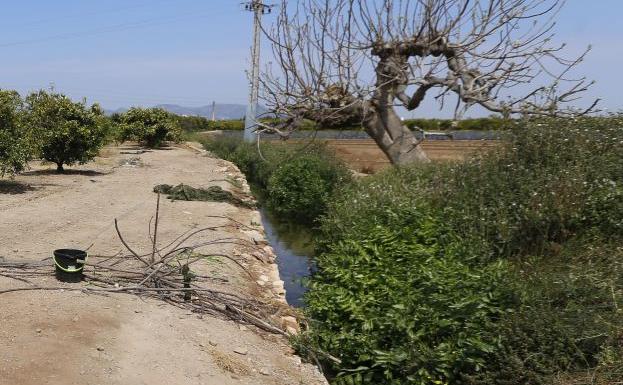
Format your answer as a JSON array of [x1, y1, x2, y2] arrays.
[[26, 90, 108, 173], [0, 90, 32, 176], [118, 107, 181, 148]]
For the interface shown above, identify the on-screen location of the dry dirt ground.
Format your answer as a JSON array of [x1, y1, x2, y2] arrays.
[[324, 139, 501, 173], [257, 137, 500, 173], [0, 144, 326, 385]]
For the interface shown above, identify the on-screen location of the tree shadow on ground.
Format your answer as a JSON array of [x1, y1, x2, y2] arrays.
[[21, 169, 108, 177], [0, 180, 39, 195], [118, 145, 175, 151]]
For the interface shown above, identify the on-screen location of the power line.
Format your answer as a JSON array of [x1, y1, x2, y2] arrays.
[[0, 10, 220, 48], [4, 0, 175, 30]]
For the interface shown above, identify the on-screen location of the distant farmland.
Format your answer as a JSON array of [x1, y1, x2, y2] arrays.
[[198, 130, 501, 173], [295, 139, 501, 173]]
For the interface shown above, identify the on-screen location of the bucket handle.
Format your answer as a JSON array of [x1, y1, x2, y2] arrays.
[[53, 253, 88, 273]]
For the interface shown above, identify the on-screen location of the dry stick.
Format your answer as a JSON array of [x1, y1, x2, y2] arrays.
[[151, 193, 161, 265], [225, 304, 287, 336], [186, 253, 253, 278], [0, 285, 256, 295], [0, 200, 286, 336], [0, 272, 33, 284], [114, 219, 150, 266], [137, 257, 172, 287]]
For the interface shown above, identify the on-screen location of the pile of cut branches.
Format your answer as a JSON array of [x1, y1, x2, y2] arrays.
[[154, 183, 255, 208], [0, 194, 284, 335]]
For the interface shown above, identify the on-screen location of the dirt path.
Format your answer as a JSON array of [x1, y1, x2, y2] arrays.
[[0, 144, 326, 385]]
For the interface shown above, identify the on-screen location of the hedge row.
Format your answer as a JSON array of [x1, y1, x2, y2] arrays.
[[179, 117, 514, 132]]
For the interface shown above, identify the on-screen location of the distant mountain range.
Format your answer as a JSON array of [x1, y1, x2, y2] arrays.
[[105, 103, 268, 120]]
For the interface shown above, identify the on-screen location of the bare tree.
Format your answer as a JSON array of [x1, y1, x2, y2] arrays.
[[258, 0, 598, 165]]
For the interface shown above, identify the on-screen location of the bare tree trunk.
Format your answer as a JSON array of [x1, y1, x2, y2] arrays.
[[363, 106, 429, 165], [363, 54, 429, 165]]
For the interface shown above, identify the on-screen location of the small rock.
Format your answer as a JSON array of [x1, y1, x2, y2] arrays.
[[256, 280, 266, 286], [239, 325, 248, 331], [134, 310, 142, 314], [273, 287, 286, 295], [233, 347, 248, 355], [281, 316, 300, 334], [36, 328, 42, 334], [208, 340, 218, 347], [96, 346, 104, 352], [259, 367, 271, 376]]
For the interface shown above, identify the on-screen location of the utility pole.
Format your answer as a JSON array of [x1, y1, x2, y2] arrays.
[[242, 1, 273, 142]]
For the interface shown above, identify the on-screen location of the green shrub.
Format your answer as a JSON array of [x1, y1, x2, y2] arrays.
[[0, 90, 32, 176], [203, 137, 285, 187], [202, 135, 242, 159], [466, 238, 623, 384], [304, 202, 515, 384], [203, 119, 245, 131], [267, 153, 351, 223], [118, 107, 182, 148], [26, 90, 108, 173], [175, 115, 213, 132], [437, 116, 623, 260], [202, 135, 350, 223], [301, 116, 623, 384]]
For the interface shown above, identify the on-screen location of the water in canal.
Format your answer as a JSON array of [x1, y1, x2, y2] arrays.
[[259, 208, 314, 307]]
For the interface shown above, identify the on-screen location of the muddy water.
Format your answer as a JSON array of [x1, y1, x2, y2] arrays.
[[259, 208, 314, 307]]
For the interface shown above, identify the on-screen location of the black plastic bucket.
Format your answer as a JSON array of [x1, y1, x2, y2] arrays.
[[53, 249, 87, 283]]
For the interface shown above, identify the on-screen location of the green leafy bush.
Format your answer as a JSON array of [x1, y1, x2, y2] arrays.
[[305, 204, 515, 384], [437, 116, 623, 260], [202, 135, 350, 223], [267, 153, 351, 223], [26, 90, 108, 173], [0, 90, 32, 176], [301, 116, 623, 384], [117, 107, 182, 148]]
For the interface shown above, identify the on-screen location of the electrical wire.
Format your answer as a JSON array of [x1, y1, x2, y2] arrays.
[[0, 8, 228, 48], [2, 0, 176, 29]]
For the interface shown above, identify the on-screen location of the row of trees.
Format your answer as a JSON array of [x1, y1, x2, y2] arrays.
[[0, 89, 181, 175]]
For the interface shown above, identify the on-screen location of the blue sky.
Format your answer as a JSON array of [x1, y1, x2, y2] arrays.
[[0, 0, 621, 116]]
